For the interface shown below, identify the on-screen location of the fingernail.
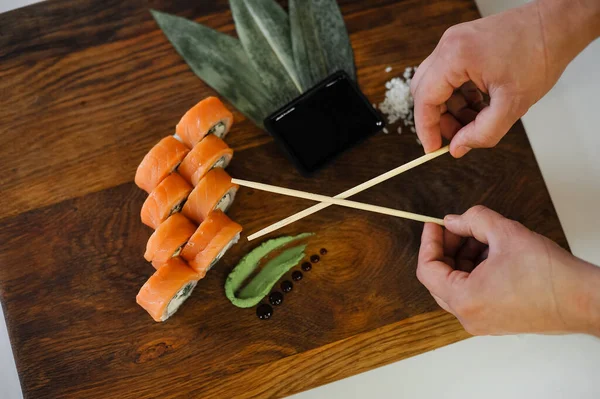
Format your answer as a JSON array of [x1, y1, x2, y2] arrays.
[[455, 146, 471, 158], [444, 215, 458, 223]]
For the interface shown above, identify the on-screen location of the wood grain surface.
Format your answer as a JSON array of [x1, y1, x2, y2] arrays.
[[0, 0, 568, 398]]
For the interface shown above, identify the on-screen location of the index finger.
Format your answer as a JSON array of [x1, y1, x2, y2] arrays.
[[412, 54, 469, 153]]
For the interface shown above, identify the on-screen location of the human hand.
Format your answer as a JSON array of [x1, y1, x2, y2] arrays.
[[417, 205, 600, 336], [410, 0, 597, 157]]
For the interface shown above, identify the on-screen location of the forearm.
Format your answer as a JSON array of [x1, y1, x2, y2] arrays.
[[536, 0, 600, 73]]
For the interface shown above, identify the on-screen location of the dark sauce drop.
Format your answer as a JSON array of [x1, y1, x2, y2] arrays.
[[269, 292, 284, 306], [257, 304, 273, 320], [292, 270, 303, 281], [320, 248, 328, 255], [310, 254, 320, 263], [281, 280, 293, 293], [301, 262, 312, 271]]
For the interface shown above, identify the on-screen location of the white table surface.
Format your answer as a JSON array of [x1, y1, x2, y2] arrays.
[[1, 1, 599, 398]]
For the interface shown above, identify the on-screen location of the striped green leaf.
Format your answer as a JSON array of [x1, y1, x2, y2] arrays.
[[290, 0, 356, 89], [230, 0, 303, 107], [151, 9, 275, 127]]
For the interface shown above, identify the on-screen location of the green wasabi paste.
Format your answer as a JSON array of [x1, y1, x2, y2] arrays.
[[225, 233, 313, 308]]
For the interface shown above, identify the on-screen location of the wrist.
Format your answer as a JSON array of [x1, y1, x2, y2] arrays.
[[562, 257, 600, 336], [575, 0, 600, 39], [535, 0, 600, 74]]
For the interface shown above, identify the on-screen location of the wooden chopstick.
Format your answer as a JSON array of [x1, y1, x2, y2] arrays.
[[244, 145, 450, 241], [233, 178, 444, 226], [232, 179, 444, 232]]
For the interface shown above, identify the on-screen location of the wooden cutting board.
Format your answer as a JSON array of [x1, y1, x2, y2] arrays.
[[0, 0, 568, 397]]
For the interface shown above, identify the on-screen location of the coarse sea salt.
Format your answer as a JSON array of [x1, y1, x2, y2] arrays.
[[378, 66, 416, 126], [385, 66, 392, 73]]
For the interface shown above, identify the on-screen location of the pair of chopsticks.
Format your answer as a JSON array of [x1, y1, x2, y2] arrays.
[[233, 145, 450, 241]]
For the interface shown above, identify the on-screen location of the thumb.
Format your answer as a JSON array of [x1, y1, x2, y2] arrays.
[[450, 90, 522, 157], [417, 223, 469, 303], [444, 205, 508, 246]]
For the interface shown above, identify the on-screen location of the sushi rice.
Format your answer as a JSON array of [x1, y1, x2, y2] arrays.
[[164, 280, 198, 321], [209, 232, 240, 269], [211, 155, 230, 170], [208, 122, 227, 139], [215, 187, 237, 213]]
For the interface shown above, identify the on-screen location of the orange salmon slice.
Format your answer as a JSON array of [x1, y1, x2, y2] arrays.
[[176, 97, 233, 148], [182, 168, 239, 224], [136, 258, 200, 322], [135, 136, 189, 193], [178, 135, 234, 186], [144, 213, 197, 265], [181, 210, 242, 276], [140, 173, 193, 229]]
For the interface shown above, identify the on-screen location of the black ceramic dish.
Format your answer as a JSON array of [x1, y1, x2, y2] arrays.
[[264, 71, 384, 176]]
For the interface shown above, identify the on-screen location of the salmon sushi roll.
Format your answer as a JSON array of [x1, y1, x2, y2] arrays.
[[181, 211, 242, 277], [151, 258, 168, 270], [144, 213, 197, 265], [182, 168, 239, 224], [135, 136, 189, 193], [140, 173, 193, 229], [178, 135, 234, 186], [136, 257, 200, 322], [176, 97, 234, 148]]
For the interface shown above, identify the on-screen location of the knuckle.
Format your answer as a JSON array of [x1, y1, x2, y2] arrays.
[[415, 260, 433, 283], [497, 219, 528, 242], [465, 205, 488, 221], [416, 266, 434, 289], [504, 219, 524, 233], [441, 25, 463, 44], [423, 241, 438, 254], [462, 322, 484, 336], [416, 265, 425, 283], [469, 128, 503, 148], [453, 296, 483, 319], [410, 77, 418, 95], [440, 25, 472, 57], [491, 92, 528, 129], [468, 205, 488, 215], [504, 96, 529, 120], [481, 131, 503, 147]]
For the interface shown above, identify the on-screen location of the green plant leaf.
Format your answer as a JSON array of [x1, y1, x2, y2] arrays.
[[151, 9, 275, 127], [230, 0, 302, 107], [289, 0, 327, 89], [290, 0, 356, 88]]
